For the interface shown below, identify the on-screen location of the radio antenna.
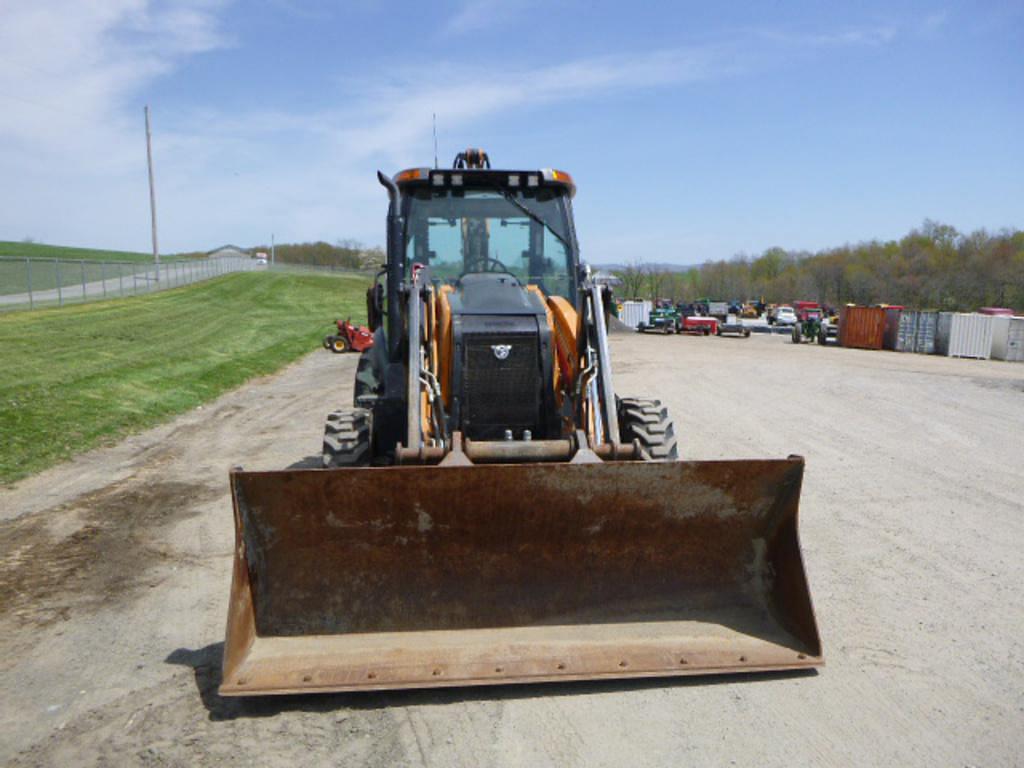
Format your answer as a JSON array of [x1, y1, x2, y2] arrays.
[[432, 113, 439, 169]]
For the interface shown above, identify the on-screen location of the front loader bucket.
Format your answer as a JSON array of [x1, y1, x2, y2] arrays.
[[221, 458, 821, 696]]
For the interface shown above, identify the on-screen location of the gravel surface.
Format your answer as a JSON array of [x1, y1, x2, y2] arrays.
[[1, 333, 1022, 767]]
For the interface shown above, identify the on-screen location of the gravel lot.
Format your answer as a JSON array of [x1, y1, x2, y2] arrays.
[[1, 333, 1022, 767]]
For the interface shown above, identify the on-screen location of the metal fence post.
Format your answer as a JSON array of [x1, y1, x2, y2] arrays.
[[119, 262, 124, 296], [55, 258, 63, 307], [101, 261, 107, 298], [80, 260, 87, 300], [25, 257, 33, 310]]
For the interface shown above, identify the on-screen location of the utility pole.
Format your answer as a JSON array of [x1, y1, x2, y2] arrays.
[[432, 113, 438, 169], [271, 233, 275, 265], [144, 105, 160, 280]]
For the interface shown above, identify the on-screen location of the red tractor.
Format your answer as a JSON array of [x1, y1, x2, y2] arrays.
[[323, 318, 374, 354]]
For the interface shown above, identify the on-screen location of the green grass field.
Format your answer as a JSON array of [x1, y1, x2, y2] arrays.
[[0, 271, 368, 484], [0, 241, 188, 262]]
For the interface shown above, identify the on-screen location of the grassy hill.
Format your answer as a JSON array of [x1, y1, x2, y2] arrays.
[[0, 271, 368, 483], [0, 241, 190, 262]]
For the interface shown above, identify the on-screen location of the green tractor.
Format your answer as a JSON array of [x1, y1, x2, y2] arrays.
[[791, 305, 824, 344], [638, 301, 681, 334]]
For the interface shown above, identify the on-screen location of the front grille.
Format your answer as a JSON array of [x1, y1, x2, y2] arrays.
[[463, 332, 541, 440]]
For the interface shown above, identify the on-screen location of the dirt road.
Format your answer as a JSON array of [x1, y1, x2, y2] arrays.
[[1, 334, 1022, 766]]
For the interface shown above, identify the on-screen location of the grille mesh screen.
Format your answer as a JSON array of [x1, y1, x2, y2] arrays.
[[463, 333, 540, 438]]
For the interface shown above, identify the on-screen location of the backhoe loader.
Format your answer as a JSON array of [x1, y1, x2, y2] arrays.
[[221, 149, 822, 695]]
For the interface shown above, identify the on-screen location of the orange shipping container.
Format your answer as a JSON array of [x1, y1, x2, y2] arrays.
[[840, 306, 886, 349]]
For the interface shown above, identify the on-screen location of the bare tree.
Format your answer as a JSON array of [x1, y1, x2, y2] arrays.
[[616, 261, 646, 299], [645, 267, 670, 301]]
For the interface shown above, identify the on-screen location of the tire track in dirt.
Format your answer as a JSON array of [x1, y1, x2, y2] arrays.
[[0, 480, 220, 630]]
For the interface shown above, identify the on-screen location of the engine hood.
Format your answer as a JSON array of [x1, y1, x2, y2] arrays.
[[447, 272, 547, 316]]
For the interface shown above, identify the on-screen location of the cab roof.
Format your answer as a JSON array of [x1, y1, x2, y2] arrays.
[[393, 167, 576, 198]]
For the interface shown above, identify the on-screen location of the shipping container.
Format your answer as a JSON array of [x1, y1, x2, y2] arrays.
[[946, 313, 995, 360], [839, 306, 886, 350], [882, 308, 902, 350], [895, 311, 939, 354], [991, 316, 1024, 362], [619, 300, 651, 329], [935, 312, 953, 355]]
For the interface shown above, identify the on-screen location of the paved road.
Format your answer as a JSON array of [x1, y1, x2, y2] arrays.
[[1, 334, 1022, 766]]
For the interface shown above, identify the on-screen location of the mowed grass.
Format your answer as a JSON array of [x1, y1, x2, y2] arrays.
[[0, 271, 367, 484]]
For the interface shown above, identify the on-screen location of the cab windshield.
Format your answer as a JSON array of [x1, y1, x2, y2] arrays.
[[403, 186, 575, 300]]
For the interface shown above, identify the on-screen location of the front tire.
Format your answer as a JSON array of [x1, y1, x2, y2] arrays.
[[322, 408, 372, 467], [791, 327, 801, 344], [330, 336, 350, 353], [618, 397, 679, 461]]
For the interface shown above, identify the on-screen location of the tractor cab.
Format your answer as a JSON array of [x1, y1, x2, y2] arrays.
[[389, 149, 580, 304]]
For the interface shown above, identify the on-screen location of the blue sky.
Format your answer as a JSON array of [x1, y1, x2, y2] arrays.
[[1, 1, 1021, 264]]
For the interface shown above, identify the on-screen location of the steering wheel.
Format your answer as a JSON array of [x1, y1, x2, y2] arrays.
[[477, 256, 511, 273]]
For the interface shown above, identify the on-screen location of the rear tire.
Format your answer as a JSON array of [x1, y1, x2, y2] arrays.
[[322, 408, 372, 467], [791, 327, 800, 344], [618, 397, 679, 461]]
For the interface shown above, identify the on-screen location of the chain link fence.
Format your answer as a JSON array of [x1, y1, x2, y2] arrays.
[[0, 256, 262, 312]]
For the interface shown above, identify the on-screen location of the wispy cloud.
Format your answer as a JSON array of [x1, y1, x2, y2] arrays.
[[0, 5, 909, 251], [325, 44, 738, 167], [444, 0, 529, 35], [921, 10, 948, 34], [0, 0, 229, 163], [759, 24, 898, 49]]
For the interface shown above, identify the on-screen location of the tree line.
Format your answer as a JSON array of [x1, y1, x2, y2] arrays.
[[614, 221, 1024, 311], [249, 239, 384, 270]]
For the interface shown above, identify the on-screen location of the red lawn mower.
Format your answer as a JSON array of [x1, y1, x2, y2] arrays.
[[323, 318, 374, 354]]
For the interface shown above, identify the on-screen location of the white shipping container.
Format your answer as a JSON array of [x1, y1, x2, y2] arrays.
[[946, 313, 995, 360], [620, 300, 651, 329], [991, 316, 1024, 362]]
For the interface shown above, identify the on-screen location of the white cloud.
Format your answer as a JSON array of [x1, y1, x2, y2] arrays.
[[0, 1, 228, 154], [444, 0, 528, 35], [760, 24, 898, 49], [0, 1, 229, 246], [921, 10, 948, 33], [0, 6, 905, 252]]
